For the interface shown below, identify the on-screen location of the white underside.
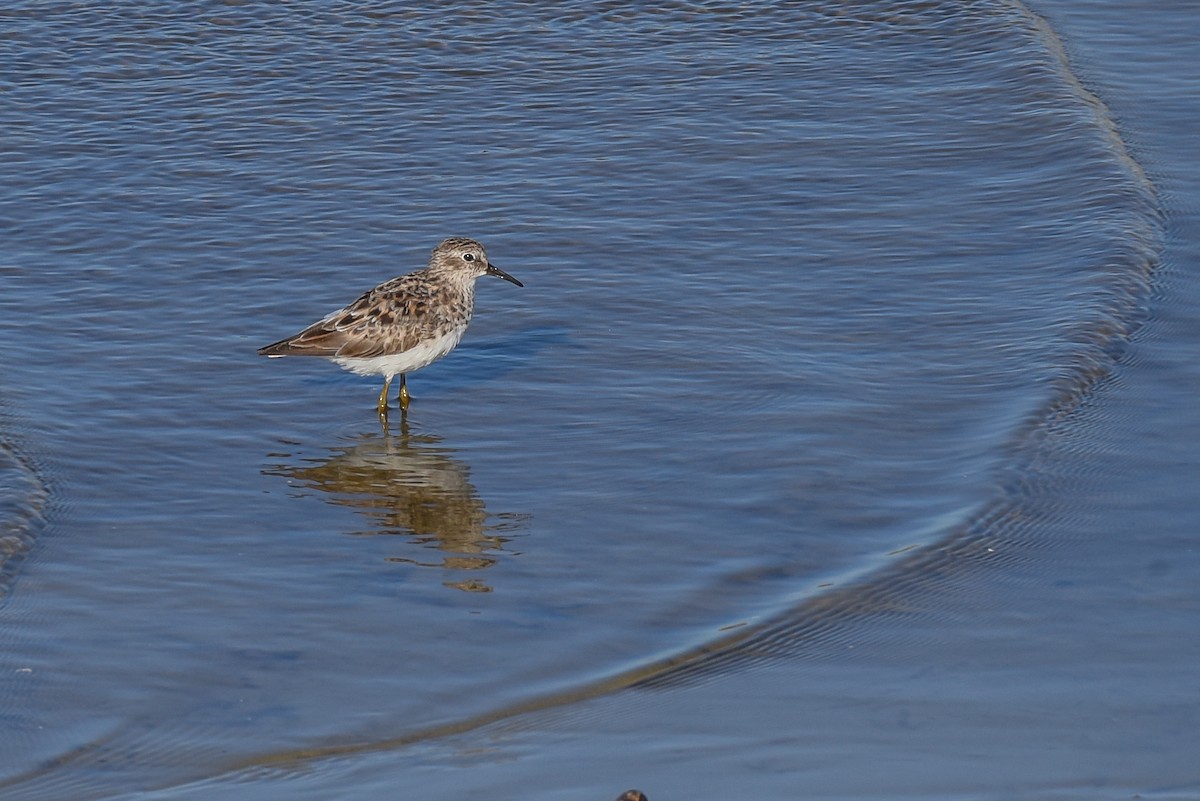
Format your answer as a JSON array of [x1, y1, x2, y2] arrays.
[[331, 326, 467, 378]]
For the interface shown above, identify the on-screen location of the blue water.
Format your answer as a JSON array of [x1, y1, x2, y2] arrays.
[[1, 1, 1196, 799]]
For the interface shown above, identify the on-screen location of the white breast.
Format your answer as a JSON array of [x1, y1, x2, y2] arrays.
[[332, 326, 467, 378]]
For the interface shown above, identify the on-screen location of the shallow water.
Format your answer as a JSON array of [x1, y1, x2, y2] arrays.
[[1, 1, 1196, 799]]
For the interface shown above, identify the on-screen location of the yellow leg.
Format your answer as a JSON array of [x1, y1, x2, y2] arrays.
[[377, 376, 393, 415], [398, 374, 411, 412]]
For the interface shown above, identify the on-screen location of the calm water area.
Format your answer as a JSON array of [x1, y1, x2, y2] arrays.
[[1, 1, 1198, 799]]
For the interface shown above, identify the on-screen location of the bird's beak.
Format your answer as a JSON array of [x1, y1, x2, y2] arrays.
[[487, 264, 523, 287]]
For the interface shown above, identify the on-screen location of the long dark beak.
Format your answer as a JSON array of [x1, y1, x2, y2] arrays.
[[486, 263, 523, 287]]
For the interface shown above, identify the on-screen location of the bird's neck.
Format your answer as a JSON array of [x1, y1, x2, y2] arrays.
[[426, 266, 477, 295]]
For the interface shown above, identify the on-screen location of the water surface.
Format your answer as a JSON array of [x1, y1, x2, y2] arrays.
[[1, 1, 1196, 799]]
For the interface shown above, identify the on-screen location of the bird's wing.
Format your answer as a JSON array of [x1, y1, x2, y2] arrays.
[[259, 273, 446, 358]]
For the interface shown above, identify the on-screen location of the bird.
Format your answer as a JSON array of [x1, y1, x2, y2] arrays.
[[258, 237, 522, 415]]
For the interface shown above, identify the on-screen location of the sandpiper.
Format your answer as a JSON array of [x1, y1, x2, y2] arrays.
[[258, 237, 522, 415]]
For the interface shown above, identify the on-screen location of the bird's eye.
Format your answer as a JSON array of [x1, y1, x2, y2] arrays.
[[463, 253, 476, 262]]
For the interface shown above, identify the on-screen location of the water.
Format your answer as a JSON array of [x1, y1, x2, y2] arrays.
[[1, 1, 1196, 799]]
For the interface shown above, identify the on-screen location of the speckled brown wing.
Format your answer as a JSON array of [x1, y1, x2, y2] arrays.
[[258, 271, 452, 359]]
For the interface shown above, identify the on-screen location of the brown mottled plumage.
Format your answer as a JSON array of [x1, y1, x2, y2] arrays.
[[259, 237, 521, 415]]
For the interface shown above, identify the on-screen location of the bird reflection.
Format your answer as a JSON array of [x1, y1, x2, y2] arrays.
[[265, 418, 524, 592]]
